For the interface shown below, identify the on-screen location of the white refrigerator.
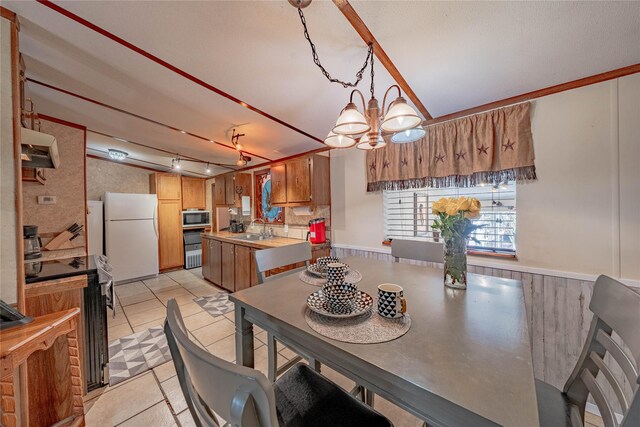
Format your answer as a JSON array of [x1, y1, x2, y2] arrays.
[[104, 192, 159, 284]]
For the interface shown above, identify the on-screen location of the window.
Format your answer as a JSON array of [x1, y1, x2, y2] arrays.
[[383, 182, 517, 255]]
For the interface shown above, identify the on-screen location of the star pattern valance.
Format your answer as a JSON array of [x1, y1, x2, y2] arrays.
[[366, 102, 537, 191]]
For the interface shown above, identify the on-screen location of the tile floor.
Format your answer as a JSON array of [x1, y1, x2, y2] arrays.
[[85, 267, 605, 427]]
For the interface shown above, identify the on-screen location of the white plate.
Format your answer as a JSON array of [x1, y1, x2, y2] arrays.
[[306, 289, 373, 319]]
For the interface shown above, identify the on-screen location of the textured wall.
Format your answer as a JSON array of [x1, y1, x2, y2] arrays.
[[86, 157, 152, 200], [22, 119, 86, 247]]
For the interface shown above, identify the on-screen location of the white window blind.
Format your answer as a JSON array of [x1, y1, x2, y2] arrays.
[[383, 182, 517, 254]]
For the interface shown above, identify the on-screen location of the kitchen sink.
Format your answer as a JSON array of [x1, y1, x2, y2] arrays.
[[230, 234, 274, 241]]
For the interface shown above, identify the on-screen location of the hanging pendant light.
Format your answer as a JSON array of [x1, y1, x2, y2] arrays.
[[324, 132, 357, 148], [381, 89, 422, 132], [356, 132, 386, 150], [333, 102, 370, 135], [390, 124, 426, 144]]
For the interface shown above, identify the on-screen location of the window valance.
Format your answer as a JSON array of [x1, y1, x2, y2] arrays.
[[366, 102, 536, 192]]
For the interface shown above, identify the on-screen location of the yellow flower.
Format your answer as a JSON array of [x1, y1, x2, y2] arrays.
[[458, 197, 471, 211], [465, 210, 480, 219], [432, 198, 448, 214], [469, 198, 481, 213], [446, 202, 460, 216]]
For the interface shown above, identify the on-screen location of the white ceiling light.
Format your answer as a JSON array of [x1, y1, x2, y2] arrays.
[[356, 133, 386, 150], [390, 124, 426, 143], [205, 163, 211, 174], [324, 132, 357, 148], [172, 156, 181, 170], [108, 149, 128, 161]]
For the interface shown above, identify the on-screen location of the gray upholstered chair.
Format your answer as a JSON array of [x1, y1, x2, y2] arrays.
[[535, 275, 640, 427], [391, 239, 444, 264], [164, 299, 393, 427], [254, 242, 314, 382]]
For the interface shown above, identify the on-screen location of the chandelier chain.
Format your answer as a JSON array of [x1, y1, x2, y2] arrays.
[[370, 44, 375, 99], [297, 7, 372, 88]]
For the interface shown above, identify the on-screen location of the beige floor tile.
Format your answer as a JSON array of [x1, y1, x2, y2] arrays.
[[182, 311, 220, 331], [277, 345, 301, 361], [108, 322, 134, 342], [190, 318, 236, 347], [114, 281, 149, 297], [177, 409, 197, 427], [223, 312, 235, 322], [118, 401, 177, 427], [118, 290, 157, 307], [167, 294, 199, 307], [177, 277, 210, 288], [186, 285, 222, 297], [374, 395, 423, 427], [127, 306, 167, 327], [153, 361, 177, 382], [254, 330, 268, 345], [173, 301, 204, 317], [145, 277, 180, 292], [161, 376, 188, 414], [107, 309, 130, 327], [133, 319, 164, 333], [122, 298, 165, 317], [205, 334, 238, 362], [85, 372, 164, 426], [585, 411, 605, 427], [155, 288, 195, 304], [319, 365, 356, 392]]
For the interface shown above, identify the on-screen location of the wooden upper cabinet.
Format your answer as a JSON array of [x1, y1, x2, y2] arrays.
[[181, 177, 206, 210], [225, 174, 236, 206], [270, 164, 287, 204], [151, 173, 182, 200], [286, 157, 311, 203], [214, 176, 226, 205], [270, 154, 330, 206]]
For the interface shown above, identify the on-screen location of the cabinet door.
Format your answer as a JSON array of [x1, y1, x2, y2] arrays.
[[221, 242, 235, 292], [158, 200, 183, 270], [234, 245, 252, 292], [286, 158, 311, 203], [156, 173, 182, 200], [234, 173, 252, 208], [214, 176, 226, 205], [182, 177, 206, 210], [270, 164, 287, 204], [250, 248, 258, 287], [202, 238, 211, 280], [211, 239, 222, 285], [225, 174, 236, 206]]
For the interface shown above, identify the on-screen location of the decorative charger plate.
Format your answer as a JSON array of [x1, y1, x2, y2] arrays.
[[307, 263, 349, 278], [306, 289, 373, 319]]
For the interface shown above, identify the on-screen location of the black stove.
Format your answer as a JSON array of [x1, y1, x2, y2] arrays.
[[24, 256, 98, 284]]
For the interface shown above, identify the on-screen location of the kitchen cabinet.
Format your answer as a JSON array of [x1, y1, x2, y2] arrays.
[[221, 241, 235, 291], [158, 200, 184, 270], [234, 245, 258, 291], [270, 154, 330, 206], [211, 239, 222, 285], [181, 177, 206, 210], [202, 237, 211, 280], [214, 172, 252, 207], [151, 173, 182, 200]]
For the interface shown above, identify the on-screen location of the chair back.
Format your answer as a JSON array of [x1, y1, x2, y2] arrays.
[[164, 300, 279, 427], [254, 242, 312, 284], [563, 275, 640, 427], [391, 239, 444, 264]]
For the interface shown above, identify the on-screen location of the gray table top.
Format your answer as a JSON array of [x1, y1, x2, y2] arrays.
[[231, 256, 540, 426]]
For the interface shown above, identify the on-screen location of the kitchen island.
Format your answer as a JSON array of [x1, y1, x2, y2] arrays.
[[201, 231, 330, 293]]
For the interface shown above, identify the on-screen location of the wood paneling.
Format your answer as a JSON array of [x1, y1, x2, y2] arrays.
[[157, 200, 183, 270], [270, 164, 287, 204], [286, 157, 311, 203], [334, 247, 634, 414], [181, 177, 205, 210], [221, 242, 235, 292]]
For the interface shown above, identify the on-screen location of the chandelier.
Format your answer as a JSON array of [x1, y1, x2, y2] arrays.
[[291, 0, 425, 149]]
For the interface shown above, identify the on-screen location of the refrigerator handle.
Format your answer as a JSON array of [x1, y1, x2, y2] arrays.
[[153, 207, 159, 238]]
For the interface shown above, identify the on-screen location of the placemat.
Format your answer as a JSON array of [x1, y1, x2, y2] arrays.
[[304, 307, 411, 344], [298, 269, 363, 286]]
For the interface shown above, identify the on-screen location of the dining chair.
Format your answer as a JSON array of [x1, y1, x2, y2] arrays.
[[535, 275, 639, 427], [164, 299, 393, 427], [254, 242, 314, 382], [391, 239, 444, 264]]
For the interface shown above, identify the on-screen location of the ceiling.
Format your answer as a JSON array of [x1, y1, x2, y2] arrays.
[[5, 1, 639, 175]]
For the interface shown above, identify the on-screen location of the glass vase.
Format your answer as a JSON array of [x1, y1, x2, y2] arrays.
[[444, 235, 468, 290]]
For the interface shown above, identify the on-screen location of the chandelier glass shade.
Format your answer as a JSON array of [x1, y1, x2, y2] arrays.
[[333, 103, 370, 135], [356, 133, 386, 150], [108, 149, 128, 161], [324, 132, 357, 148], [380, 97, 422, 132], [390, 124, 426, 144]]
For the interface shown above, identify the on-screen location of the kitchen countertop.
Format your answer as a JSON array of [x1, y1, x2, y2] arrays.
[[201, 231, 330, 250], [24, 256, 98, 284]]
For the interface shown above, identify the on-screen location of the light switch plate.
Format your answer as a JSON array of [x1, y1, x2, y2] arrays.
[[284, 224, 289, 233], [37, 195, 56, 205]]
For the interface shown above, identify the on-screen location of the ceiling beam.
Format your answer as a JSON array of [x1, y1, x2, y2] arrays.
[[424, 63, 640, 126], [36, 0, 325, 145], [332, 0, 432, 120], [27, 78, 273, 162]]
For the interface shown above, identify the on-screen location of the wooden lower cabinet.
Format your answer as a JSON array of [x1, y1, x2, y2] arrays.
[[158, 200, 184, 270], [235, 245, 259, 291], [210, 239, 222, 285], [221, 242, 235, 292]]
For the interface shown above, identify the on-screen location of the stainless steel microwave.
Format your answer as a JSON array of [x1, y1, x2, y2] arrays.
[[182, 210, 210, 228]]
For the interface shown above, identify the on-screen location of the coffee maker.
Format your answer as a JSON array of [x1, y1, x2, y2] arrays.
[[23, 225, 43, 260]]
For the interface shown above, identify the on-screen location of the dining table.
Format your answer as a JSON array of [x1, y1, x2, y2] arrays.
[[229, 256, 540, 427]]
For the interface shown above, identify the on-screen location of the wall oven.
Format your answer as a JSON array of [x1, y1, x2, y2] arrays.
[[182, 210, 210, 228]]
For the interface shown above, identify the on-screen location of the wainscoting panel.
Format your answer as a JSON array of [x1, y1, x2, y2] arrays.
[[334, 247, 634, 414]]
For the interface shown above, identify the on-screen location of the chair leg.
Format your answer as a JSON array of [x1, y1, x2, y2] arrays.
[[365, 389, 375, 407], [267, 332, 277, 382], [307, 356, 321, 373]]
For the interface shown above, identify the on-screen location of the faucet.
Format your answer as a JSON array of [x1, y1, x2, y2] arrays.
[[250, 218, 267, 237]]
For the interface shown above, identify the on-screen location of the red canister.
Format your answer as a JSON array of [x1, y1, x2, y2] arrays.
[[308, 218, 326, 244]]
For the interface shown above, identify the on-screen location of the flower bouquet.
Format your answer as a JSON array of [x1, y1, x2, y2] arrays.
[[431, 197, 482, 289]]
